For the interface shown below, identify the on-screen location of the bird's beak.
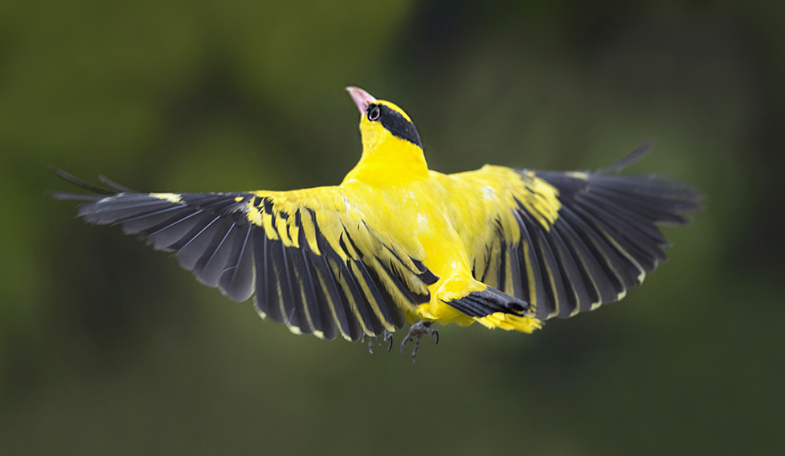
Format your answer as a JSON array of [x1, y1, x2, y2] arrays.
[[346, 87, 377, 114]]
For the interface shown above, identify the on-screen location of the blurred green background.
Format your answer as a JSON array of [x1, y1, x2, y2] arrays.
[[2, 0, 783, 454]]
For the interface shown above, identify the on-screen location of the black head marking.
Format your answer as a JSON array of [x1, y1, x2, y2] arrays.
[[366, 104, 422, 148]]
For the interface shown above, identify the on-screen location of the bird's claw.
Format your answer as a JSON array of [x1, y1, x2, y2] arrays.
[[383, 330, 394, 352], [399, 320, 439, 363], [364, 330, 394, 354]]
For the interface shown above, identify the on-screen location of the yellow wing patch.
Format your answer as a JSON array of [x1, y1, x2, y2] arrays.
[[450, 166, 564, 318], [149, 192, 183, 204], [517, 170, 561, 230], [241, 187, 438, 339]]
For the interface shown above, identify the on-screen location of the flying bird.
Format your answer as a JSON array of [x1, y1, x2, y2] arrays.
[[54, 87, 702, 362]]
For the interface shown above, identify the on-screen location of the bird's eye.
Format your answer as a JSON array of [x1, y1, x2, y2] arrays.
[[367, 105, 381, 121]]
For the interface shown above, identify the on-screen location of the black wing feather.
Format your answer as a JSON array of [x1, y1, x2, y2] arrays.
[[220, 224, 255, 302], [534, 232, 569, 319], [142, 209, 206, 251], [513, 208, 550, 318], [55, 173, 438, 340], [531, 155, 701, 318], [471, 145, 701, 321], [310, 220, 360, 341], [544, 226, 590, 318]]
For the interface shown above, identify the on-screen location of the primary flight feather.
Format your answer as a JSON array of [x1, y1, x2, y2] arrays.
[[55, 87, 702, 359]]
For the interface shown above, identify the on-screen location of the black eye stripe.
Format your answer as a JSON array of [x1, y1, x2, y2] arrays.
[[374, 105, 422, 148]]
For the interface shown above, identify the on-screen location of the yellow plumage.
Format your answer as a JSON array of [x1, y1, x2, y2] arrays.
[[55, 87, 702, 356]]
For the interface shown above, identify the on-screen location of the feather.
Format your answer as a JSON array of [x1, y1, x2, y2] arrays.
[[219, 223, 255, 302], [513, 209, 549, 318], [545, 226, 589, 318]]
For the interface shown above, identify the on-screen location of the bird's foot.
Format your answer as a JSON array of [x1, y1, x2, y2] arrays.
[[399, 320, 439, 363], [362, 330, 394, 354]]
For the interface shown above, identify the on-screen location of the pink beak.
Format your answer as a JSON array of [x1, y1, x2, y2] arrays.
[[346, 87, 377, 114]]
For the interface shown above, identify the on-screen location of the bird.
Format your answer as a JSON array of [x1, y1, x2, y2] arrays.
[[54, 86, 702, 362]]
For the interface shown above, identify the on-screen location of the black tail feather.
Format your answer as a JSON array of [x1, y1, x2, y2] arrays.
[[446, 287, 529, 318]]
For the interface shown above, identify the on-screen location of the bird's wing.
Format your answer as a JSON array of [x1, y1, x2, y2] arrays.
[[55, 182, 438, 340], [451, 149, 702, 321]]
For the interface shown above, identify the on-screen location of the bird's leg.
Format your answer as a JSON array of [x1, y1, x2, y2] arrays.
[[364, 330, 394, 354], [399, 320, 439, 363]]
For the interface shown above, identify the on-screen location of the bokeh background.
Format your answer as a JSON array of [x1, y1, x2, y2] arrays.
[[2, 1, 784, 455]]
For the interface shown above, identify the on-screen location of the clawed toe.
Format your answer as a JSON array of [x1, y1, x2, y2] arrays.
[[365, 330, 395, 354], [399, 320, 439, 363], [361, 322, 438, 362], [383, 330, 394, 352]]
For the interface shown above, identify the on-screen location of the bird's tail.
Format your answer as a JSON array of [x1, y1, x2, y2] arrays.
[[444, 284, 542, 333]]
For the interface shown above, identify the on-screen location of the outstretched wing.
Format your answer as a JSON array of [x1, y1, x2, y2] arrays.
[[453, 145, 702, 321], [55, 179, 437, 341]]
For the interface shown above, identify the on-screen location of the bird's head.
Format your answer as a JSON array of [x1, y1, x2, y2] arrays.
[[346, 87, 424, 165]]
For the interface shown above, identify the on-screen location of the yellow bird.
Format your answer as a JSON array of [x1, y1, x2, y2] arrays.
[[55, 87, 702, 361]]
